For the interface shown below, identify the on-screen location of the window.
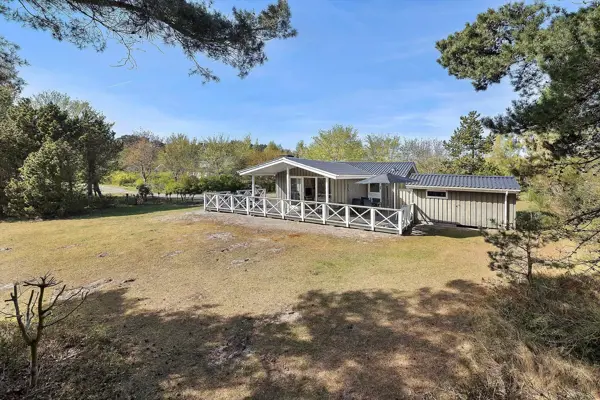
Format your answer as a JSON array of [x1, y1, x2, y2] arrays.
[[426, 190, 447, 199], [368, 183, 380, 194]]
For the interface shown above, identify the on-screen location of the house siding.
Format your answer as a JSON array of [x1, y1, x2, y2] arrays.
[[396, 189, 516, 228], [275, 169, 361, 203], [273, 170, 516, 228]]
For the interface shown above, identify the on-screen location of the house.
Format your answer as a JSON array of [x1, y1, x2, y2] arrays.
[[204, 156, 520, 234]]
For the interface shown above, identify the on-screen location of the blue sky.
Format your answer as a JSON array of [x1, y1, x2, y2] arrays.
[[1, 0, 519, 149]]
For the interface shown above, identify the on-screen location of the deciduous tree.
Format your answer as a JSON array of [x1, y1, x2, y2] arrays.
[[363, 134, 401, 162], [301, 125, 364, 161], [121, 131, 161, 183], [159, 134, 199, 181], [3, 274, 87, 387]]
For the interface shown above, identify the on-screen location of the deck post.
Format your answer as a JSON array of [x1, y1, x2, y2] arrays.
[[325, 178, 329, 203], [263, 197, 267, 217], [398, 209, 403, 235], [216, 194, 219, 212], [370, 208, 375, 231], [230, 194, 235, 212], [286, 166, 291, 200], [281, 200, 285, 219], [251, 175, 255, 197], [203, 192, 207, 211], [300, 201, 305, 221], [345, 205, 350, 227], [246, 196, 250, 215], [322, 203, 326, 224]]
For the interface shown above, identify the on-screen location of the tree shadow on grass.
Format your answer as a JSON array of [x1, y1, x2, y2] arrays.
[[412, 224, 482, 239], [72, 202, 202, 220], [7, 277, 592, 399]]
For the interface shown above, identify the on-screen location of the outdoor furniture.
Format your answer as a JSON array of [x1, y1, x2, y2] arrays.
[[351, 198, 362, 206], [363, 198, 373, 207]]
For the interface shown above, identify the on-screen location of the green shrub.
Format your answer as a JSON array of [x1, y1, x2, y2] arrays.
[[202, 174, 245, 192], [149, 172, 175, 195], [106, 171, 139, 187], [137, 183, 151, 201], [5, 140, 86, 218]]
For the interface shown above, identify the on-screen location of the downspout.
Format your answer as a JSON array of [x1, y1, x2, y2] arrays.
[[504, 190, 509, 229]]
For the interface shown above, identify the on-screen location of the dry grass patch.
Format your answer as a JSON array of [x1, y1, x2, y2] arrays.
[[0, 205, 598, 399]]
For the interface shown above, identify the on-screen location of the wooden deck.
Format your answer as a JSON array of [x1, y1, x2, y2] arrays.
[[204, 192, 414, 235]]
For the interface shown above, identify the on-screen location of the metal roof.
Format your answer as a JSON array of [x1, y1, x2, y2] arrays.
[[289, 158, 371, 176], [343, 161, 416, 177], [408, 174, 521, 191], [355, 173, 417, 185]]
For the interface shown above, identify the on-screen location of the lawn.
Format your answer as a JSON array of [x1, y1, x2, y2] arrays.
[[0, 205, 596, 399]]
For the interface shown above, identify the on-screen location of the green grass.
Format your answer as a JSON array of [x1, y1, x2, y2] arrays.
[[0, 206, 597, 399]]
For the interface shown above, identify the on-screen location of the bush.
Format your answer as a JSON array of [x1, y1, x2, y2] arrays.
[[5, 140, 86, 218], [202, 174, 245, 192], [105, 171, 139, 187], [137, 183, 151, 201], [149, 172, 175, 195]]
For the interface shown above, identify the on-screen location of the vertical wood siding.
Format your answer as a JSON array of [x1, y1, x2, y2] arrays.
[[274, 170, 517, 228], [274, 170, 364, 203], [398, 189, 516, 228]]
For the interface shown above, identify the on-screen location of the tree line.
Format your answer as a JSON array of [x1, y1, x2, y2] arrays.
[[0, 83, 525, 218]]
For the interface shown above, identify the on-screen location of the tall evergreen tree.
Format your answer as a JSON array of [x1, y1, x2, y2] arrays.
[[73, 110, 121, 198], [436, 1, 600, 271], [1, 0, 296, 82], [443, 111, 494, 175]]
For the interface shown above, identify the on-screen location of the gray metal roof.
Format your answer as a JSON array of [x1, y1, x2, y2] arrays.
[[356, 173, 418, 185], [408, 174, 521, 191], [289, 157, 371, 176], [287, 158, 416, 177], [343, 161, 416, 177]]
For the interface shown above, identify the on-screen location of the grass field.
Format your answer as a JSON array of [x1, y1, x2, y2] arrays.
[[0, 204, 597, 399]]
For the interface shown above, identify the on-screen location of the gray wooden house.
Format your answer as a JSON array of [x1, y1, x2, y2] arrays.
[[204, 156, 520, 234]]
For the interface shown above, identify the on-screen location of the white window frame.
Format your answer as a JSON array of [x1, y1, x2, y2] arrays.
[[426, 190, 448, 199], [368, 183, 381, 199]]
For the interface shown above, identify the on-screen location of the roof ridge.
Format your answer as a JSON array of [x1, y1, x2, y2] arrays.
[[413, 173, 516, 179]]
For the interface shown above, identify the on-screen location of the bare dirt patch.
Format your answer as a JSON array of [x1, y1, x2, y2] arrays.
[[161, 210, 400, 241]]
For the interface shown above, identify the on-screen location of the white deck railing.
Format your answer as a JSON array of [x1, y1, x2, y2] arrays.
[[235, 188, 267, 197], [204, 192, 413, 235]]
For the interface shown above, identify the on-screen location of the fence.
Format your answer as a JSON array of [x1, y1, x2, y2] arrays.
[[204, 192, 413, 235], [235, 188, 267, 197]]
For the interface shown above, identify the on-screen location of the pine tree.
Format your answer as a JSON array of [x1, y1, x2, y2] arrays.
[[443, 111, 494, 175]]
